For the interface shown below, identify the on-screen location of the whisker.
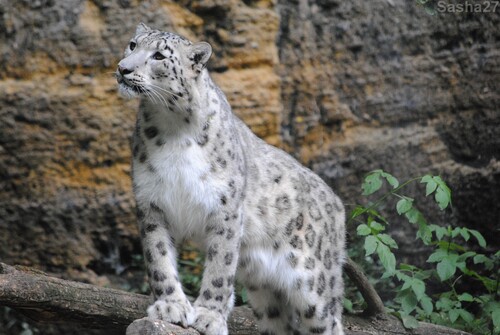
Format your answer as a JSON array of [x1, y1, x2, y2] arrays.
[[147, 85, 191, 116], [120, 79, 188, 116], [147, 86, 171, 111], [149, 88, 167, 107], [146, 85, 167, 104], [147, 83, 183, 99], [143, 89, 157, 105], [147, 85, 184, 114]]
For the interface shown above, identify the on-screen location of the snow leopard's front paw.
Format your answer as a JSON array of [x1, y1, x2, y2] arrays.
[[147, 299, 195, 328], [192, 306, 228, 335]]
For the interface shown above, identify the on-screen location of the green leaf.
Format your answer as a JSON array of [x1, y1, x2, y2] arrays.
[[456, 261, 467, 272], [396, 271, 408, 281], [411, 278, 426, 301], [469, 229, 487, 247], [457, 251, 476, 263], [420, 295, 433, 315], [343, 297, 353, 313], [396, 198, 413, 215], [399, 263, 418, 272], [420, 175, 433, 183], [459, 228, 470, 241], [369, 221, 385, 232], [435, 187, 450, 210], [458, 309, 474, 323], [449, 308, 459, 323], [377, 243, 396, 274], [473, 254, 487, 264], [362, 172, 383, 195], [378, 233, 398, 249], [437, 257, 457, 281], [424, 6, 437, 15], [477, 275, 497, 292], [401, 290, 418, 314], [433, 176, 450, 190], [421, 175, 438, 196], [424, 179, 438, 196], [432, 176, 452, 209], [364, 235, 378, 256], [416, 221, 432, 245], [458, 293, 473, 302], [401, 278, 412, 291], [381, 269, 396, 280], [492, 307, 500, 330], [436, 297, 453, 311], [240, 287, 248, 303], [20, 328, 34, 335], [350, 205, 366, 220], [415, 269, 433, 281], [436, 240, 465, 252], [473, 254, 493, 270], [451, 227, 461, 238], [404, 207, 421, 224], [356, 224, 371, 236], [433, 225, 447, 241], [400, 313, 419, 329], [370, 209, 389, 225], [381, 171, 399, 189], [427, 249, 448, 263]]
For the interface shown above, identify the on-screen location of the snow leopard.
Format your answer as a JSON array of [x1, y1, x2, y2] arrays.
[[116, 23, 346, 335]]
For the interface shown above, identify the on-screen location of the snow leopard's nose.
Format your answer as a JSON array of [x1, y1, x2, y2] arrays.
[[118, 65, 133, 76]]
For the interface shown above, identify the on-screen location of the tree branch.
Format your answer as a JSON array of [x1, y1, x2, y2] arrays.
[[0, 262, 147, 328], [0, 262, 257, 334], [344, 256, 386, 316], [0, 262, 470, 335]]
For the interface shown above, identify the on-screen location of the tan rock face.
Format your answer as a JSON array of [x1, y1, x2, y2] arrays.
[[0, 0, 498, 284]]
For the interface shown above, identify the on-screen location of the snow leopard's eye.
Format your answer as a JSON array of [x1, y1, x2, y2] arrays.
[[129, 42, 136, 51], [152, 52, 166, 60]]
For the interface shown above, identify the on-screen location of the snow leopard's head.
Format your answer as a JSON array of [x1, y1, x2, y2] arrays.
[[116, 23, 212, 100]]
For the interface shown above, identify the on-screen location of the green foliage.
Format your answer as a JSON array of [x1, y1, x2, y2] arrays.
[[415, 0, 439, 15], [349, 170, 499, 335]]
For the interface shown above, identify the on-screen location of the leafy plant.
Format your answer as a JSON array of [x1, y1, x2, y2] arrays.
[[349, 170, 499, 334], [415, 0, 439, 15]]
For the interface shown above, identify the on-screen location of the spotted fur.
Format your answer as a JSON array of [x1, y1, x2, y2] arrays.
[[117, 23, 346, 335]]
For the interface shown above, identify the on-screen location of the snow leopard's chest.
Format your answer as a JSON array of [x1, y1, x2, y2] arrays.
[[132, 137, 224, 241]]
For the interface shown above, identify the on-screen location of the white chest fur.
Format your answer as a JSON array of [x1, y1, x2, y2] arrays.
[[133, 136, 222, 241]]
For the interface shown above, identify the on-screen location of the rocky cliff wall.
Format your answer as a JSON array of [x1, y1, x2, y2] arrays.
[[0, 0, 498, 285]]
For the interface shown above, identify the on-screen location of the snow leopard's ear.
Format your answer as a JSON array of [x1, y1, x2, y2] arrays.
[[135, 23, 151, 36], [187, 42, 212, 74]]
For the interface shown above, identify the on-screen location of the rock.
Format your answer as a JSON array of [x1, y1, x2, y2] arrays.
[[275, 0, 499, 253], [126, 318, 197, 335]]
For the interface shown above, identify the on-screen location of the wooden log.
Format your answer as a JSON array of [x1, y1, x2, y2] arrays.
[[0, 262, 148, 329], [0, 262, 257, 333], [0, 263, 470, 335]]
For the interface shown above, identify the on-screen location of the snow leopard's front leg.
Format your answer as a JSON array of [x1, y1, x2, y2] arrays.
[[137, 203, 195, 327], [191, 208, 243, 335]]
